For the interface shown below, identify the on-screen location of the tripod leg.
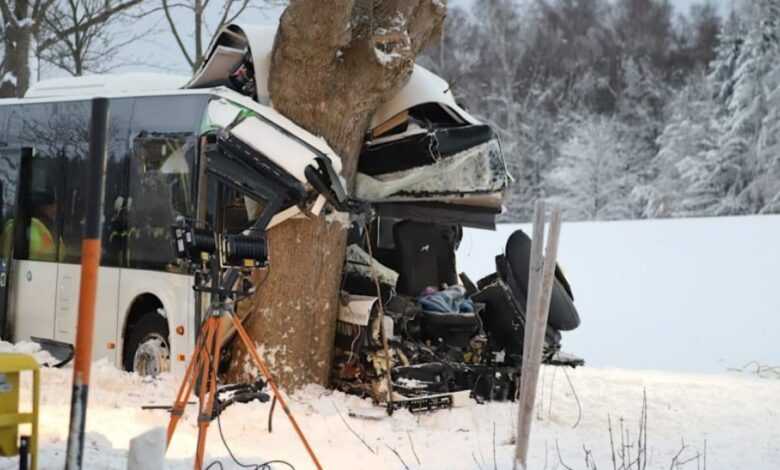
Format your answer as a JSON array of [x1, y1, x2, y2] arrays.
[[228, 313, 324, 470], [167, 317, 215, 448], [194, 318, 224, 470]]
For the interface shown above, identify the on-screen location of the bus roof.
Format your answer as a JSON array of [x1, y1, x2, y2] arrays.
[[0, 84, 219, 106], [24, 73, 190, 98]]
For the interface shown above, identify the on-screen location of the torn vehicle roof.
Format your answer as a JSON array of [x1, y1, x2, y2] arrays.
[[204, 89, 346, 226], [188, 23, 512, 227], [205, 92, 343, 177], [190, 23, 481, 132]]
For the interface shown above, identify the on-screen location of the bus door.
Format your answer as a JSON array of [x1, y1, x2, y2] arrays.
[[53, 99, 128, 364], [0, 147, 24, 340], [11, 146, 60, 343]]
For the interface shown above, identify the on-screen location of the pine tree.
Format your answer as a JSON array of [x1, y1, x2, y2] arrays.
[[549, 115, 633, 220], [756, 1, 780, 212], [704, 0, 780, 214], [654, 74, 721, 216], [758, 61, 780, 212], [615, 58, 669, 217]]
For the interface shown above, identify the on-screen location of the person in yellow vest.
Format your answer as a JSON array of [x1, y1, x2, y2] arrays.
[[1, 192, 62, 261], [30, 192, 58, 260]]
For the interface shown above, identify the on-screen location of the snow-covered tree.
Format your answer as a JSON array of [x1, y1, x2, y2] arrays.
[[421, 0, 740, 222], [549, 116, 633, 220], [654, 75, 721, 216], [0, 0, 144, 97], [417, 7, 479, 105], [759, 60, 780, 212], [698, 0, 780, 214], [755, 1, 780, 212], [503, 102, 566, 220]]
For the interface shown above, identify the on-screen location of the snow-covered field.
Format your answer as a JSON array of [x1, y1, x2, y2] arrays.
[[1, 214, 778, 469], [2, 358, 778, 469], [459, 214, 780, 374]]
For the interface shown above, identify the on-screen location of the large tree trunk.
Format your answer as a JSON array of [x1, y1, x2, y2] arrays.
[[228, 0, 446, 390], [0, 0, 33, 98]]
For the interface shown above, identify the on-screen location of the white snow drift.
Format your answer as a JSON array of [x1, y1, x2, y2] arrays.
[[0, 359, 777, 469], [459, 214, 780, 374]]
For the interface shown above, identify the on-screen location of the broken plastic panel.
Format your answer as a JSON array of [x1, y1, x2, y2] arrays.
[[189, 24, 274, 100], [357, 71, 510, 227], [370, 66, 481, 129], [355, 137, 506, 202], [203, 93, 348, 227]]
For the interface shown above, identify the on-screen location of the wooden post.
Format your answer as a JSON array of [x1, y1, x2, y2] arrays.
[[521, 201, 545, 368], [65, 98, 108, 470], [514, 202, 563, 470]]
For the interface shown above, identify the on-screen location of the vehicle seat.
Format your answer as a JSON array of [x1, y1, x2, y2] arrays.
[[393, 220, 460, 296]]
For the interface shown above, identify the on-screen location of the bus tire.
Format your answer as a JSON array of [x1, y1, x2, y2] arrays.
[[124, 313, 171, 377]]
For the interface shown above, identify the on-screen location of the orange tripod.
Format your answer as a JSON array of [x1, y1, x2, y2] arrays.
[[165, 299, 323, 470]]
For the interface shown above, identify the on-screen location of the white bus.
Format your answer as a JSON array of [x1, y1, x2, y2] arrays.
[[0, 84, 344, 376], [0, 21, 509, 378]]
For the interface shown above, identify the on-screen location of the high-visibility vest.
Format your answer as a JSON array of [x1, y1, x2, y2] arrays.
[[28, 218, 56, 259], [1, 218, 60, 261]]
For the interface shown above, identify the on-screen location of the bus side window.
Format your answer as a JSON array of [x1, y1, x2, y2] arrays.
[[223, 191, 267, 234], [126, 133, 196, 270], [0, 150, 19, 260], [102, 98, 134, 268], [17, 104, 62, 263], [58, 101, 90, 264], [0, 106, 12, 257], [125, 95, 207, 271], [204, 180, 268, 236]]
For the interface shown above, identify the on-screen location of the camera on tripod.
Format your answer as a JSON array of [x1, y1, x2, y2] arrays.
[[171, 225, 269, 269]]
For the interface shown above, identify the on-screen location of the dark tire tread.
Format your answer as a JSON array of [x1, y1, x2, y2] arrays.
[[123, 313, 169, 372]]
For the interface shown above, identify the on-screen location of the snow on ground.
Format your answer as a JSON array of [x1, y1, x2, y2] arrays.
[[0, 214, 777, 469], [0, 340, 57, 365], [458, 214, 780, 374], [0, 360, 777, 469]]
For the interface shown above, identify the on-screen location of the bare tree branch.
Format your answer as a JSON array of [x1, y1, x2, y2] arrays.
[[37, 0, 143, 50], [161, 0, 194, 68], [39, 0, 150, 75], [133, 2, 189, 17], [0, 1, 19, 29], [219, 0, 250, 30]]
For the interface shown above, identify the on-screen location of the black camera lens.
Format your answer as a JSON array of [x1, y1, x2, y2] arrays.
[[189, 228, 218, 255], [224, 234, 268, 267]]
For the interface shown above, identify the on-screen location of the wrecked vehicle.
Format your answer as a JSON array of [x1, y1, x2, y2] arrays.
[[7, 22, 582, 408], [187, 23, 584, 410], [333, 75, 584, 409]]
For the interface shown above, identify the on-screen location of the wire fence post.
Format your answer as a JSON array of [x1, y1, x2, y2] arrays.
[[65, 97, 109, 470], [514, 201, 563, 470]]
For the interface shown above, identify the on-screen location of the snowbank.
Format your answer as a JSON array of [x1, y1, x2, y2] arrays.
[[0, 214, 776, 469], [458, 214, 780, 374], [0, 361, 777, 469], [0, 340, 57, 366]]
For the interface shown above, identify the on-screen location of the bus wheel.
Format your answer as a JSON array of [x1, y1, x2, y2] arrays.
[[126, 314, 170, 377]]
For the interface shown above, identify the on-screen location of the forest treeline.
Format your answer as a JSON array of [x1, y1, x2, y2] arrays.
[[421, 0, 780, 221], [3, 0, 778, 222]]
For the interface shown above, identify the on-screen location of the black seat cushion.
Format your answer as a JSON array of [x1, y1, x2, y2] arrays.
[[417, 310, 480, 348], [503, 230, 580, 331], [393, 221, 460, 296], [472, 279, 561, 366]]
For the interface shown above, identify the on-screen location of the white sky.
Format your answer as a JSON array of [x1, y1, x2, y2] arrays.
[[37, 3, 285, 80], [37, 0, 735, 81]]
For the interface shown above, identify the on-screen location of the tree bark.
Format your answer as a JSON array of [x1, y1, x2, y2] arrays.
[[0, 0, 33, 98], [228, 0, 446, 390]]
